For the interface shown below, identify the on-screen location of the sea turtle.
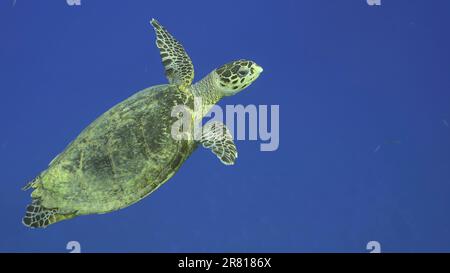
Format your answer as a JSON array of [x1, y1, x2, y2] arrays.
[[22, 19, 263, 228]]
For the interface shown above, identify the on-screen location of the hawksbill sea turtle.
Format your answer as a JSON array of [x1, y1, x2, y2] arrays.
[[22, 19, 263, 228]]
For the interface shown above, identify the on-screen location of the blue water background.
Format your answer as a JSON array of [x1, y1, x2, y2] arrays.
[[1, 0, 450, 252]]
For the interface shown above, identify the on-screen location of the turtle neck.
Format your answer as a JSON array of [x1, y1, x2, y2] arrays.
[[190, 71, 224, 117]]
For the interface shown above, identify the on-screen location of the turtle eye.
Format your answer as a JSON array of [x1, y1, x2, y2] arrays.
[[238, 67, 249, 77]]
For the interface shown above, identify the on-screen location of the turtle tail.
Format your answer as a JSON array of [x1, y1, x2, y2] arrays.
[[22, 199, 76, 229]]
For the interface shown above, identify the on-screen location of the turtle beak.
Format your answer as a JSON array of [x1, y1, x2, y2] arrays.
[[254, 64, 264, 74]]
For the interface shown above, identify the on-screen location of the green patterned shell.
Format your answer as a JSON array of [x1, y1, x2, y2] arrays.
[[30, 85, 196, 215]]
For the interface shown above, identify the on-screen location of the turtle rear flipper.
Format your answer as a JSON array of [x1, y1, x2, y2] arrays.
[[22, 199, 76, 228]]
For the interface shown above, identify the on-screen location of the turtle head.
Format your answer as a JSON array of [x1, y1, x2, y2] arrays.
[[214, 60, 263, 96]]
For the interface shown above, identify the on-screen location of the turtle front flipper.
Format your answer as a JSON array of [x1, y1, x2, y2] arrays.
[[151, 19, 194, 90], [22, 199, 76, 228], [199, 121, 237, 165]]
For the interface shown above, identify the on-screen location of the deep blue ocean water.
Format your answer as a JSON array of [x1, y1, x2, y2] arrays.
[[1, 0, 450, 252]]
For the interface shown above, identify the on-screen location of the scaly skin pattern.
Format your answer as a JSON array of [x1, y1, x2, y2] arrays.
[[30, 84, 196, 215]]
